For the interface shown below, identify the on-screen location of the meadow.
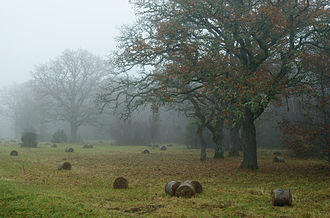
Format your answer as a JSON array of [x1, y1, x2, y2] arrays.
[[0, 142, 329, 217]]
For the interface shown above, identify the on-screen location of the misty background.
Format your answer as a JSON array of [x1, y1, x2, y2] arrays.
[[0, 0, 302, 149], [0, 0, 134, 86]]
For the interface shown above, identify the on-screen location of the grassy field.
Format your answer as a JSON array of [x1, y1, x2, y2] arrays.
[[0, 142, 329, 217]]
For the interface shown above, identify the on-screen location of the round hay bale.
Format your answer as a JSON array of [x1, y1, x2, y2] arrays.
[[184, 180, 203, 193], [160, 145, 167, 151], [51, 143, 57, 148], [10, 150, 18, 156], [83, 144, 93, 149], [271, 189, 292, 206], [142, 149, 150, 154], [273, 151, 282, 156], [113, 177, 128, 189], [165, 181, 181, 196], [167, 144, 173, 147], [273, 156, 285, 163], [175, 183, 196, 198], [58, 162, 72, 170], [65, 147, 74, 152]]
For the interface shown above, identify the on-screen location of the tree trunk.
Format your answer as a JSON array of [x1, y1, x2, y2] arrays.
[[229, 122, 241, 156], [213, 120, 224, 159], [197, 125, 207, 161], [240, 108, 258, 169], [70, 123, 79, 142], [214, 142, 224, 159]]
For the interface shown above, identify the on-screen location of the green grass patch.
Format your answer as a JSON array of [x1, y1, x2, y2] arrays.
[[0, 142, 329, 217]]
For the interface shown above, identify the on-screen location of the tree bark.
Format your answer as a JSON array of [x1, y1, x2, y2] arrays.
[[197, 124, 207, 161], [240, 108, 258, 169], [229, 122, 241, 157], [212, 120, 224, 159]]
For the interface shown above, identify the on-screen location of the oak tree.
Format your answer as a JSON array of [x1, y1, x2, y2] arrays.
[[32, 49, 109, 142], [103, 0, 328, 168]]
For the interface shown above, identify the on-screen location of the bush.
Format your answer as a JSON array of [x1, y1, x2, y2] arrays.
[[21, 132, 38, 148], [278, 120, 329, 158], [51, 130, 68, 143]]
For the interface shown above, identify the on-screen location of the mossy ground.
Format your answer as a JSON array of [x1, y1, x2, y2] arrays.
[[0, 142, 329, 217]]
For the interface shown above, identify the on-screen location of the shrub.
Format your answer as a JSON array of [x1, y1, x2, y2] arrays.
[[51, 130, 68, 143], [278, 120, 329, 159], [21, 132, 38, 148]]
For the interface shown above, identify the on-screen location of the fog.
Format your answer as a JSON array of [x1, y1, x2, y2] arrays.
[[0, 0, 135, 87], [0, 0, 327, 161]]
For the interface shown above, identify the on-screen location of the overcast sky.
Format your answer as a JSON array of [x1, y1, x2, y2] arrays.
[[0, 0, 135, 87]]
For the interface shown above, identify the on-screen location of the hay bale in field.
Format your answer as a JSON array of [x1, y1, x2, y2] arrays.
[[273, 151, 282, 156], [175, 183, 196, 198], [65, 147, 74, 152], [273, 156, 285, 163], [113, 177, 128, 189], [51, 143, 57, 148], [165, 181, 181, 196], [167, 144, 173, 147], [271, 189, 292, 206], [160, 145, 167, 151], [58, 162, 72, 170], [142, 149, 150, 154], [10, 150, 18, 156], [83, 144, 93, 149], [183, 180, 203, 193]]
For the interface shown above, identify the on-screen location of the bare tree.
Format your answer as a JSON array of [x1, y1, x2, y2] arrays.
[[32, 49, 109, 142]]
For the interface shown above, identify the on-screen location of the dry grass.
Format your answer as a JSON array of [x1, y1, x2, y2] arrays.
[[0, 142, 329, 217]]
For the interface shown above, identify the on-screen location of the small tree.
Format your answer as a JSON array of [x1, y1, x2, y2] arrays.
[[21, 132, 38, 148], [51, 130, 68, 143]]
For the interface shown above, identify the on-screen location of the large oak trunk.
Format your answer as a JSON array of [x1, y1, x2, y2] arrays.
[[240, 108, 258, 169], [229, 122, 240, 156]]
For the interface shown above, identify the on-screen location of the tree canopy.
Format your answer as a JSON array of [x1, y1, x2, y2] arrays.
[[100, 0, 329, 168]]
